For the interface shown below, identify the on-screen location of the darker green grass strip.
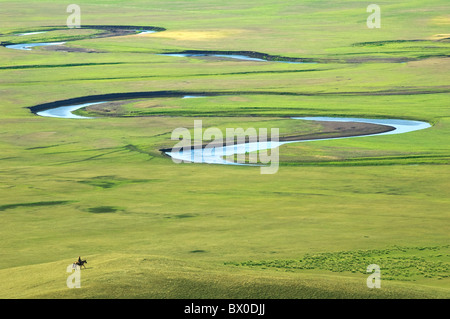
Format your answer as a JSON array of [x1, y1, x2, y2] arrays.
[[0, 201, 73, 211], [280, 155, 450, 167], [0, 63, 125, 70]]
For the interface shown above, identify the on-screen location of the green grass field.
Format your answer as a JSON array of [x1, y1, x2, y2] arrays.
[[0, 0, 449, 299]]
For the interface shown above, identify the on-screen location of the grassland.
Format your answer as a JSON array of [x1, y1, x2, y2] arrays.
[[0, 0, 449, 299]]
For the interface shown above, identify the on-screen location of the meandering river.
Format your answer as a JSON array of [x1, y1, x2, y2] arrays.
[[31, 98, 431, 166], [9, 26, 431, 166]]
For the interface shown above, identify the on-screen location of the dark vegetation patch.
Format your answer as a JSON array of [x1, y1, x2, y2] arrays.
[[352, 39, 427, 47], [78, 175, 159, 189], [87, 206, 118, 213], [0, 200, 72, 211], [165, 213, 197, 219], [26, 142, 77, 150], [123, 144, 160, 159], [175, 213, 197, 219], [190, 250, 207, 253], [225, 245, 450, 281]]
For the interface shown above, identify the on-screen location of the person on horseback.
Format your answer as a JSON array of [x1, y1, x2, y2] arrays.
[[74, 256, 87, 269]]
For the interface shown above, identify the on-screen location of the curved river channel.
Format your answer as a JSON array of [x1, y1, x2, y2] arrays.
[[3, 27, 313, 63], [32, 98, 432, 166]]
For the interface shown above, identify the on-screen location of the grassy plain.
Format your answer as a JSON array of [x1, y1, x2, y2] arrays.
[[0, 0, 449, 298]]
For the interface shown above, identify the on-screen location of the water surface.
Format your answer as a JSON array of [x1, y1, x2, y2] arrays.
[[36, 102, 105, 119], [5, 42, 66, 51], [161, 53, 314, 63], [16, 31, 48, 36]]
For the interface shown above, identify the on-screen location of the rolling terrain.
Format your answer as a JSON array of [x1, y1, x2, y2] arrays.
[[0, 0, 449, 298]]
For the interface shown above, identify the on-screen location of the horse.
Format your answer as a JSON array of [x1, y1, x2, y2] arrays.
[[73, 259, 87, 269]]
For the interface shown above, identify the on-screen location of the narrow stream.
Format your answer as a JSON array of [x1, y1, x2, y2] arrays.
[[5, 42, 66, 50], [4, 29, 158, 50], [161, 53, 314, 63]]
